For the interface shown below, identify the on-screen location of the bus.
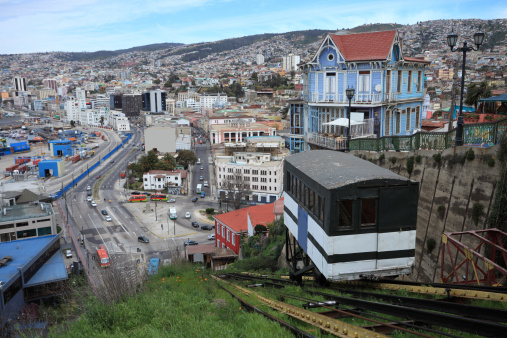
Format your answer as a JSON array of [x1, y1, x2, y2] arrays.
[[129, 195, 147, 202], [150, 194, 168, 201], [97, 245, 110, 267], [196, 184, 202, 194], [169, 207, 177, 220]]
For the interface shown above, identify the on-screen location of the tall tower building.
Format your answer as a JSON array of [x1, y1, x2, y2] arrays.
[[43, 79, 58, 91], [13, 76, 27, 95], [256, 54, 265, 65], [282, 54, 301, 71]]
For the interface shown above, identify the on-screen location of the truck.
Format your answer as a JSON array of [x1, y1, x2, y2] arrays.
[[120, 171, 126, 179], [97, 245, 110, 267]]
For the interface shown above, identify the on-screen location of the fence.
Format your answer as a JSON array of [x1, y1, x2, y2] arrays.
[[350, 117, 507, 152], [53, 133, 132, 199]]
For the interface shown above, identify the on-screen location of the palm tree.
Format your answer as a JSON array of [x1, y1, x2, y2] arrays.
[[465, 81, 492, 113]]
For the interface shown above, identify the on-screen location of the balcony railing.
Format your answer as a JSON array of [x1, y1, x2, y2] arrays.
[[306, 132, 348, 150], [303, 92, 401, 104]]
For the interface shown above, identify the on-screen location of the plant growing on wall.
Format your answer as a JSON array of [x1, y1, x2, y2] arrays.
[[433, 153, 442, 165], [378, 153, 385, 163], [390, 156, 397, 164], [437, 205, 446, 219], [426, 238, 437, 253], [472, 203, 485, 226], [466, 148, 475, 161], [415, 155, 421, 163], [406, 156, 415, 175]]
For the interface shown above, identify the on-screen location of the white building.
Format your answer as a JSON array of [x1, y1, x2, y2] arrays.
[[166, 98, 176, 115], [43, 79, 58, 91], [149, 89, 165, 113], [75, 88, 87, 110], [78, 108, 110, 127], [64, 98, 80, 123], [144, 124, 177, 153], [0, 203, 56, 242], [91, 94, 110, 109], [200, 93, 228, 109], [143, 170, 182, 190], [282, 54, 300, 71], [256, 54, 265, 65], [215, 152, 284, 204], [110, 111, 130, 132], [13, 76, 27, 93]]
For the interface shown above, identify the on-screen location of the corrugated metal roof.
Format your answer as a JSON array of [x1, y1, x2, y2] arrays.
[[286, 150, 409, 189]]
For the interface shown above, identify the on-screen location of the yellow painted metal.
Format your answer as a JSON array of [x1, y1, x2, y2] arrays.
[[343, 281, 507, 302], [442, 234, 448, 245], [216, 276, 387, 338]]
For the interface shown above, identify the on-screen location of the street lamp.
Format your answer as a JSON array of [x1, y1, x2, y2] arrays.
[[346, 87, 355, 152], [446, 28, 485, 146]]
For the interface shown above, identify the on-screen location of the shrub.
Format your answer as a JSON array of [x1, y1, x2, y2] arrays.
[[390, 156, 397, 164], [485, 115, 495, 121], [406, 156, 415, 175], [426, 238, 437, 253], [472, 203, 484, 226], [466, 148, 475, 161], [254, 224, 267, 235], [205, 208, 215, 214], [415, 155, 421, 163], [433, 153, 442, 165], [488, 156, 496, 167], [437, 205, 446, 219], [378, 153, 385, 162]]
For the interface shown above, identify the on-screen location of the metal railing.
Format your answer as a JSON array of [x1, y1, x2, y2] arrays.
[[306, 92, 382, 104], [349, 117, 507, 152]]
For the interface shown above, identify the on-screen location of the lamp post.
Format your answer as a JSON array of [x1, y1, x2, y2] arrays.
[[345, 87, 355, 152], [446, 28, 485, 146]]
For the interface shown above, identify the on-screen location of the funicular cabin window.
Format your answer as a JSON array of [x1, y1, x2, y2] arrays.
[[309, 190, 315, 213], [361, 198, 377, 226], [338, 200, 353, 228]]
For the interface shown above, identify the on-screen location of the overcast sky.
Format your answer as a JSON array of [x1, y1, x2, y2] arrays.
[[1, 0, 505, 54]]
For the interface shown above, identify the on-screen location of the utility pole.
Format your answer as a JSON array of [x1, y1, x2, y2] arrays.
[[449, 54, 461, 132]]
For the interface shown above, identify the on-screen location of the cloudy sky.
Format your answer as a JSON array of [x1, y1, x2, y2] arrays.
[[1, 0, 505, 54]]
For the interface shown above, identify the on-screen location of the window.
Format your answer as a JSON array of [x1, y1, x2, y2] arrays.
[[261, 186, 267, 191], [252, 170, 258, 175], [232, 233, 235, 245], [227, 230, 230, 241], [358, 71, 370, 93], [261, 178, 267, 183], [397, 70, 402, 93], [16, 222, 29, 227], [407, 70, 412, 92], [244, 176, 250, 181], [252, 177, 258, 182], [327, 53, 334, 61], [217, 239, 220, 247], [244, 169, 250, 174], [222, 226, 225, 237], [417, 71, 422, 92], [236, 169, 241, 173], [404, 109, 410, 131], [0, 223, 14, 230], [338, 200, 353, 228], [309, 190, 315, 213], [144, 178, 147, 181], [415, 106, 421, 127], [325, 73, 335, 93], [260, 170, 267, 175], [361, 199, 377, 226], [252, 185, 258, 190], [228, 168, 233, 173], [396, 111, 401, 134], [386, 70, 391, 93]]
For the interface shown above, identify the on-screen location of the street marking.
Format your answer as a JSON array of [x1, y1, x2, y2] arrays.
[[107, 206, 130, 235], [88, 214, 106, 245]]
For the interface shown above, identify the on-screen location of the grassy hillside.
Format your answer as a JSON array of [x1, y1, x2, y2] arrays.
[[57, 43, 183, 61], [349, 23, 404, 33]]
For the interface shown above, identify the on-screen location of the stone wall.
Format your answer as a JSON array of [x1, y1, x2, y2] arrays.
[[354, 146, 500, 283]]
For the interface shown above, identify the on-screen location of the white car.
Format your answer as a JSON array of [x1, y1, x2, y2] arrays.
[[185, 212, 191, 218], [105, 216, 112, 222], [203, 181, 209, 187], [87, 196, 92, 202], [208, 234, 215, 240], [86, 186, 91, 191], [91, 201, 97, 207], [65, 250, 72, 258]]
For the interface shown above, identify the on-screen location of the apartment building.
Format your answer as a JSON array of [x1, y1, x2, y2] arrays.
[[215, 152, 283, 203], [0, 203, 56, 242], [210, 120, 276, 144], [143, 170, 183, 190], [110, 112, 130, 131]]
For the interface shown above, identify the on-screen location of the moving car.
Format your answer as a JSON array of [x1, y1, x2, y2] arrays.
[[132, 191, 141, 195], [192, 197, 198, 202], [201, 225, 213, 231], [203, 181, 209, 187], [201, 192, 205, 198], [105, 216, 112, 222], [167, 198, 176, 203], [138, 235, 150, 243], [101, 209, 108, 215], [96, 175, 101, 179], [200, 166, 204, 170], [191, 221, 199, 228], [91, 201, 97, 207], [185, 212, 191, 218], [208, 234, 215, 240], [199, 176, 203, 181], [65, 250, 72, 258], [87, 196, 92, 202], [86, 186, 91, 191], [184, 240, 198, 246], [87, 191, 92, 196]]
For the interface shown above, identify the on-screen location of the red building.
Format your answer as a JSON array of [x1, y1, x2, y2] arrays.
[[213, 199, 284, 254]]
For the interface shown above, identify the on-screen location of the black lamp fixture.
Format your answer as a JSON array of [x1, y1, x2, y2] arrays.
[[446, 27, 485, 146], [345, 87, 355, 151]]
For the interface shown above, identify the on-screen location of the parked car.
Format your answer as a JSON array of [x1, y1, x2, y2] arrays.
[[91, 201, 97, 207], [200, 166, 204, 170], [192, 197, 198, 202], [203, 181, 209, 187], [101, 209, 108, 215], [185, 212, 191, 218], [201, 192, 205, 198], [111, 160, 115, 163], [132, 191, 141, 195], [86, 186, 91, 191], [208, 234, 215, 240], [138, 235, 150, 243], [184, 240, 198, 246], [105, 216, 112, 222], [142, 192, 152, 196], [248, 202, 257, 206], [201, 225, 213, 231], [167, 198, 176, 203], [86, 196, 92, 202], [199, 176, 203, 181], [87, 190, 92, 196], [96, 175, 101, 179], [191, 221, 199, 228], [65, 250, 72, 258]]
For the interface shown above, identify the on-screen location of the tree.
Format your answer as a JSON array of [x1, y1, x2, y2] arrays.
[[176, 150, 197, 168], [222, 173, 252, 210], [465, 81, 492, 112], [254, 224, 267, 235], [164, 80, 172, 88], [251, 72, 258, 82], [153, 79, 161, 85], [100, 116, 104, 127], [70, 120, 75, 128], [162, 153, 177, 168]]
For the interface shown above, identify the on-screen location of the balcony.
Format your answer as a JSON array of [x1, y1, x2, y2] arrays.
[[305, 93, 382, 104], [306, 119, 376, 150]]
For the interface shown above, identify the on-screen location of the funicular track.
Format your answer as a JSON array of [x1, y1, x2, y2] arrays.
[[215, 273, 507, 337]]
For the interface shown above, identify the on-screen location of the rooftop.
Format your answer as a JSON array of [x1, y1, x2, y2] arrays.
[[285, 150, 409, 190], [214, 201, 281, 233], [0, 202, 54, 223]]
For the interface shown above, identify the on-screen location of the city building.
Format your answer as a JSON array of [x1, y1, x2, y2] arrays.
[[122, 93, 143, 117], [256, 54, 265, 65], [210, 120, 276, 145], [74, 88, 87, 110], [0, 202, 56, 242], [199, 93, 228, 109], [143, 89, 167, 113], [144, 124, 177, 153], [287, 30, 430, 153], [110, 111, 130, 132], [213, 200, 283, 253], [13, 76, 27, 94], [143, 170, 183, 190], [91, 94, 110, 109], [215, 151, 283, 203], [43, 78, 58, 91], [283, 53, 300, 71]]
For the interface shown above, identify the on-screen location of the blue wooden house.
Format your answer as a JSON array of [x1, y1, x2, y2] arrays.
[[288, 30, 430, 153]]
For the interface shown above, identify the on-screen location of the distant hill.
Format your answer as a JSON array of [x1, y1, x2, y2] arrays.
[[348, 23, 404, 33], [57, 42, 183, 61]]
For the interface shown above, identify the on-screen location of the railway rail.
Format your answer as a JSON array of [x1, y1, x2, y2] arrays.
[[216, 273, 507, 337]]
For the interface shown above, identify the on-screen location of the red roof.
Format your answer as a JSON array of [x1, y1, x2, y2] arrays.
[[214, 201, 280, 233], [330, 30, 397, 61]]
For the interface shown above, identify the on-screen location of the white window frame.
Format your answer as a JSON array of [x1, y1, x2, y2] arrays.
[[227, 230, 230, 242], [358, 72, 370, 93], [232, 233, 235, 245]]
